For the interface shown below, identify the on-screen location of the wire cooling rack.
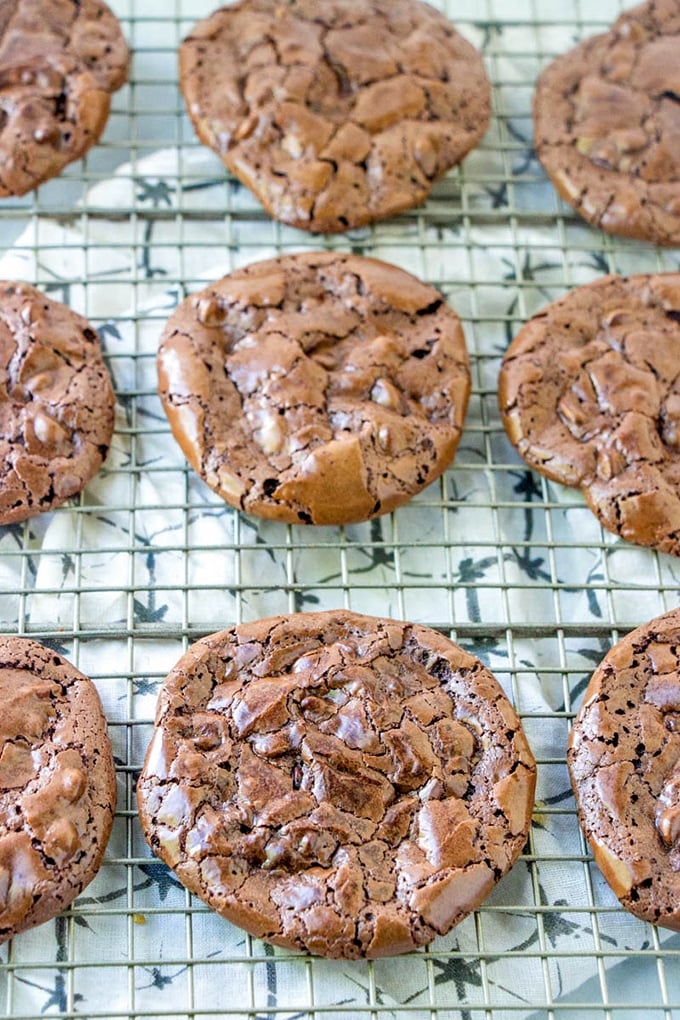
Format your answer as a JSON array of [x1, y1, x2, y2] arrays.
[[1, 0, 680, 1017]]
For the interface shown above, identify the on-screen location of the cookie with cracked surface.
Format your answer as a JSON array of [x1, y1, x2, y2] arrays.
[[0, 636, 116, 943], [499, 272, 680, 557], [0, 0, 129, 197], [137, 610, 536, 958], [568, 607, 680, 929], [0, 281, 115, 524], [179, 0, 491, 233], [157, 252, 470, 526], [533, 0, 680, 245]]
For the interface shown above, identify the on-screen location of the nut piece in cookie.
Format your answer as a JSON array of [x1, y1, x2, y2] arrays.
[[158, 252, 470, 526], [568, 607, 680, 929], [0, 0, 129, 197], [0, 636, 116, 943], [137, 610, 536, 959], [179, 0, 491, 232], [0, 281, 116, 524], [499, 272, 680, 557], [533, 0, 680, 245]]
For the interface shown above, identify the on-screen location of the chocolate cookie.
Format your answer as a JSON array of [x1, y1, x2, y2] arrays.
[[137, 611, 536, 958], [533, 0, 680, 245], [0, 281, 115, 524], [158, 252, 470, 526], [498, 272, 680, 557], [0, 0, 129, 197], [179, 0, 491, 233], [0, 636, 116, 942], [568, 607, 680, 929]]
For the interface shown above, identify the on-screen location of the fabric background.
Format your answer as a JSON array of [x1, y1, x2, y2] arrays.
[[0, 1, 679, 1017]]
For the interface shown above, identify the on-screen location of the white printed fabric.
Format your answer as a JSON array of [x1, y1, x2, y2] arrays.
[[0, 2, 679, 1018]]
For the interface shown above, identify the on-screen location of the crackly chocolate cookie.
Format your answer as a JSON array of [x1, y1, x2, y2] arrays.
[[0, 282, 115, 524], [137, 611, 536, 958], [499, 272, 680, 556], [533, 0, 680, 245], [158, 252, 470, 526], [0, 636, 116, 942], [568, 607, 680, 929], [179, 0, 491, 232], [0, 0, 129, 197]]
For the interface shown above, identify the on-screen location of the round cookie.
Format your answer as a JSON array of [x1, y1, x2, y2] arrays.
[[179, 0, 491, 233], [0, 636, 116, 942], [568, 607, 680, 929], [0, 281, 116, 524], [0, 0, 129, 197], [137, 611, 536, 958], [498, 272, 680, 557], [158, 252, 471, 526], [533, 0, 680, 245]]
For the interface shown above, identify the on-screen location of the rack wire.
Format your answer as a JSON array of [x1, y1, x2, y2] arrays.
[[1, 0, 680, 1017]]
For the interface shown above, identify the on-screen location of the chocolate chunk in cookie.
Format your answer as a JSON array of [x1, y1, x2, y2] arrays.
[[0, 637, 116, 943], [158, 252, 470, 526], [568, 607, 680, 929], [0, 0, 129, 197], [179, 0, 491, 232], [499, 272, 680, 557], [0, 281, 115, 524], [137, 611, 536, 958], [533, 0, 680, 245]]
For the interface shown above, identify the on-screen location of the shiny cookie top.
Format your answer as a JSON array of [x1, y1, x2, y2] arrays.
[[0, 0, 129, 196], [534, 0, 680, 244], [137, 611, 536, 958], [179, 0, 490, 232], [0, 637, 116, 943], [499, 273, 680, 556], [569, 607, 680, 930], [0, 281, 115, 524], [158, 253, 470, 526]]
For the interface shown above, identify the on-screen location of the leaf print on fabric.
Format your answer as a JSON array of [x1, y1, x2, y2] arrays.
[[454, 554, 512, 623], [499, 250, 563, 349], [14, 918, 85, 1014], [133, 677, 161, 697], [401, 941, 531, 1018], [506, 120, 539, 178], [484, 179, 509, 209], [509, 469, 544, 543], [136, 860, 185, 902], [137, 964, 189, 990]]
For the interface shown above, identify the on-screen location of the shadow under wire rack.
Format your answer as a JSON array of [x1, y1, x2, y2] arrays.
[[0, 0, 679, 1018]]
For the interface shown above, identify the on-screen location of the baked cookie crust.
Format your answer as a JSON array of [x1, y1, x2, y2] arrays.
[[568, 607, 680, 930], [179, 0, 490, 232], [499, 273, 680, 556], [0, 282, 115, 524], [137, 611, 536, 958], [0, 0, 129, 196], [0, 637, 116, 943], [158, 252, 470, 526], [533, 0, 680, 245]]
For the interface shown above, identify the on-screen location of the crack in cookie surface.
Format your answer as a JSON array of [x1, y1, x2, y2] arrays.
[[158, 252, 470, 526], [499, 272, 680, 556], [137, 611, 536, 959], [179, 0, 490, 232], [0, 637, 116, 943], [533, 0, 680, 244], [568, 607, 680, 929], [0, 281, 115, 524], [0, 0, 129, 196]]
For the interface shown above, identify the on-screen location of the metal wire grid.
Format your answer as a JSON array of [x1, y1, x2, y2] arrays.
[[0, 0, 679, 1017]]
